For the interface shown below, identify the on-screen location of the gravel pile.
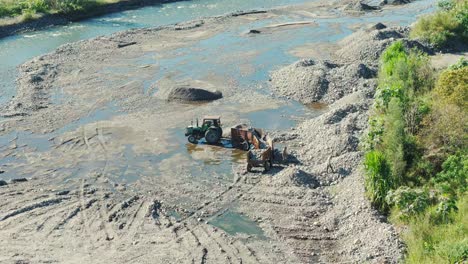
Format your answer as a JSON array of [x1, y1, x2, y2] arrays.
[[270, 59, 376, 104], [270, 24, 432, 105], [166, 86, 223, 102]]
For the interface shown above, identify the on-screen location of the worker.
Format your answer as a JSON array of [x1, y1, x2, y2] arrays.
[[326, 154, 334, 173], [282, 147, 288, 163]]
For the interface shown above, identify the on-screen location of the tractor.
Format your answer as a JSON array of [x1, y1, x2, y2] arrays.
[[185, 116, 223, 144]]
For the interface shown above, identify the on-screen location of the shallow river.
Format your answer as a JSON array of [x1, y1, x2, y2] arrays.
[[0, 0, 435, 184]]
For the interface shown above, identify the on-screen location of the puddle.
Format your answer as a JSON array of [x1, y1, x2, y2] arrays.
[[305, 102, 328, 111], [209, 210, 266, 239]]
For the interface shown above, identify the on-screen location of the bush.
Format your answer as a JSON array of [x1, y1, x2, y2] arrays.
[[27, 0, 48, 13], [404, 195, 468, 264], [410, 0, 468, 48], [434, 65, 468, 109], [364, 150, 394, 211], [432, 153, 468, 196], [386, 187, 432, 220], [406, 158, 435, 185], [376, 41, 434, 109], [432, 198, 458, 224], [411, 11, 460, 47], [381, 98, 406, 184], [56, 0, 97, 13], [448, 57, 468, 70], [420, 102, 467, 153], [21, 9, 35, 22], [0, 0, 104, 18]]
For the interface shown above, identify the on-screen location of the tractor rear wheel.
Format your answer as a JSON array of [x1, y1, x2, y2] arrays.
[[264, 161, 271, 172], [215, 127, 223, 138], [205, 129, 220, 144], [188, 135, 197, 144]]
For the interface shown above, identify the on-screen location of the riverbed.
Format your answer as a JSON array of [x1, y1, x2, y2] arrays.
[[0, 0, 436, 263]]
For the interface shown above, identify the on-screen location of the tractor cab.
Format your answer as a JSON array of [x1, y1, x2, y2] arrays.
[[185, 116, 223, 144], [202, 116, 221, 128]]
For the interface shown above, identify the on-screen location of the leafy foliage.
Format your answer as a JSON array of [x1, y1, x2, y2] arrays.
[[380, 98, 406, 184], [386, 187, 432, 220], [364, 151, 393, 211], [432, 153, 468, 196], [0, 0, 104, 18], [365, 21, 467, 262], [404, 195, 468, 264], [410, 0, 468, 48], [434, 64, 468, 108]]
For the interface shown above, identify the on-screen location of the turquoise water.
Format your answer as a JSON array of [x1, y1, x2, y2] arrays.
[[0, 0, 309, 104], [0, 0, 435, 104]]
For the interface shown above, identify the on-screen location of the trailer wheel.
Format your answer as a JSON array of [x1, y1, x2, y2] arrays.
[[247, 163, 252, 172], [188, 135, 197, 144], [264, 161, 271, 172], [241, 141, 250, 151]]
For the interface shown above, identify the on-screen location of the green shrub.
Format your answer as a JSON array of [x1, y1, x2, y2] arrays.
[[21, 9, 35, 22], [56, 0, 98, 13], [364, 150, 394, 211], [432, 198, 458, 224], [381, 98, 406, 184], [434, 66, 468, 109], [411, 11, 460, 47], [377, 41, 434, 109], [420, 103, 467, 153], [404, 195, 468, 264], [0, 0, 105, 18], [386, 187, 432, 220], [410, 0, 468, 48], [27, 0, 48, 13], [362, 116, 385, 151], [448, 57, 468, 70], [406, 158, 435, 185], [432, 153, 468, 196]]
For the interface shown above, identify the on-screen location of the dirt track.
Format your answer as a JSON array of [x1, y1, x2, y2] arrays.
[[0, 0, 436, 263]]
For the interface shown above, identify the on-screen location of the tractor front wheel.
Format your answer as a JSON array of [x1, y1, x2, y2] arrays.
[[205, 129, 220, 144], [188, 135, 197, 144]]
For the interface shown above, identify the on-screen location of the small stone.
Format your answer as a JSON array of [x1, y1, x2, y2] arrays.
[[0, 180, 7, 186], [56, 190, 70, 196], [313, 221, 320, 226], [11, 178, 28, 183]]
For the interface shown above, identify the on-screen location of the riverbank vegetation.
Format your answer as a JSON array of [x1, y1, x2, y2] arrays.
[[410, 0, 468, 48], [0, 0, 111, 21], [363, 3, 467, 260]]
